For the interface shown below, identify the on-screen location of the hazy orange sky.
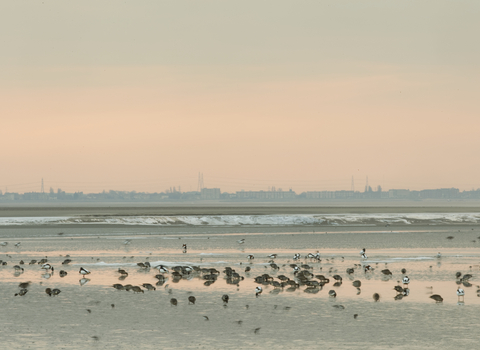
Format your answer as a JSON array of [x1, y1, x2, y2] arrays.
[[1, 1, 479, 193]]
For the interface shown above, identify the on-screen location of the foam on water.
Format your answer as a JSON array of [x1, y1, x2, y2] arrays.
[[1, 213, 479, 226]]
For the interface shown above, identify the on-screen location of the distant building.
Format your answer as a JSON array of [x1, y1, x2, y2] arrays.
[[201, 188, 221, 200], [236, 189, 296, 200], [389, 189, 410, 198]]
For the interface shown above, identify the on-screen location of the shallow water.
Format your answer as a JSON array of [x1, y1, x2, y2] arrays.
[[0, 222, 479, 349]]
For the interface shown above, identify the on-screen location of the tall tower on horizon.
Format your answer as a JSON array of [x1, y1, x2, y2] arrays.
[[364, 176, 369, 193], [351, 176, 355, 192], [197, 172, 204, 191], [41, 178, 44, 193]]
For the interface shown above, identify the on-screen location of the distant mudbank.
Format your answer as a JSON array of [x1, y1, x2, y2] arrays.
[[0, 213, 479, 226]]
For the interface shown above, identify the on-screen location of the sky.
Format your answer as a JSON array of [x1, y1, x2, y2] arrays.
[[1, 1, 479, 194]]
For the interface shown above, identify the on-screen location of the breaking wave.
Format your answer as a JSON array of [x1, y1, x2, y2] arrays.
[[0, 213, 479, 226]]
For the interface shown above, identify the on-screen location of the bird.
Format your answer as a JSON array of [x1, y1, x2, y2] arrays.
[[41, 263, 54, 272], [222, 294, 229, 304], [142, 283, 156, 291], [255, 286, 263, 297], [118, 268, 128, 275], [237, 239, 245, 244], [62, 259, 72, 265], [267, 254, 277, 259], [79, 267, 90, 275], [155, 265, 169, 273], [170, 298, 178, 306], [401, 268, 407, 274], [247, 255, 254, 261], [402, 276, 410, 287], [15, 288, 28, 297], [457, 287, 465, 302], [112, 284, 124, 290], [373, 293, 380, 302], [123, 240, 132, 245], [59, 270, 68, 277], [364, 265, 373, 272], [430, 294, 443, 303], [51, 288, 61, 296], [13, 265, 24, 272], [328, 290, 337, 297], [0, 242, 8, 246], [437, 252, 442, 258], [203, 316, 209, 321], [381, 269, 392, 276], [188, 296, 196, 304], [360, 248, 367, 259], [18, 282, 31, 289], [131, 286, 144, 293], [14, 242, 21, 247]]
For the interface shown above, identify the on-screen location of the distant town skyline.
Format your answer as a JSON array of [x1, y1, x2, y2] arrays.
[[1, 175, 478, 196]]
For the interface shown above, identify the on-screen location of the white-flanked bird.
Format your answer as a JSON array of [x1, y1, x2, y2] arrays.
[[293, 253, 301, 261], [79, 267, 91, 275], [155, 265, 169, 273], [123, 240, 132, 245], [247, 255, 254, 261], [255, 286, 263, 297], [360, 248, 367, 259], [41, 263, 54, 272], [14, 242, 21, 247], [457, 287, 465, 302], [0, 242, 8, 246], [402, 276, 410, 287], [267, 254, 277, 259]]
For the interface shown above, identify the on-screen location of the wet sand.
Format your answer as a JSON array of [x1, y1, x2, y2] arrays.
[[0, 206, 479, 349]]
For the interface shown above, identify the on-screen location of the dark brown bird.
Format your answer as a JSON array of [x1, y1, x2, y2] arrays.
[[373, 293, 380, 302], [188, 296, 196, 304], [170, 298, 178, 306], [222, 294, 229, 304], [430, 294, 443, 303]]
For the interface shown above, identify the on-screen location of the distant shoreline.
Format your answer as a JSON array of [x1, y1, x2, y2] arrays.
[[0, 201, 479, 217]]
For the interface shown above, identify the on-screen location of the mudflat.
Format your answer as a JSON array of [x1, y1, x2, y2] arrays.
[[0, 205, 479, 349]]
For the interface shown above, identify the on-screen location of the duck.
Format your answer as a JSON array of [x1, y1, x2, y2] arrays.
[[188, 296, 196, 304], [457, 287, 465, 301], [255, 286, 263, 297], [222, 294, 229, 304]]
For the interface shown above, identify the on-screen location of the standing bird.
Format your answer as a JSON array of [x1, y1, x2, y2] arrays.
[[79, 267, 91, 275], [41, 263, 54, 272], [188, 296, 196, 305], [373, 293, 380, 302], [237, 239, 245, 244], [402, 276, 410, 288], [328, 290, 337, 298], [222, 294, 229, 304], [15, 288, 28, 297], [170, 298, 178, 306], [360, 248, 367, 259], [182, 244, 187, 253], [267, 254, 277, 259], [255, 286, 263, 297], [457, 287, 465, 302], [430, 294, 443, 303], [247, 255, 254, 261]]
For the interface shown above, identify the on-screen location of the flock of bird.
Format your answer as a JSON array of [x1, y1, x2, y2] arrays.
[[2, 240, 476, 307]]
